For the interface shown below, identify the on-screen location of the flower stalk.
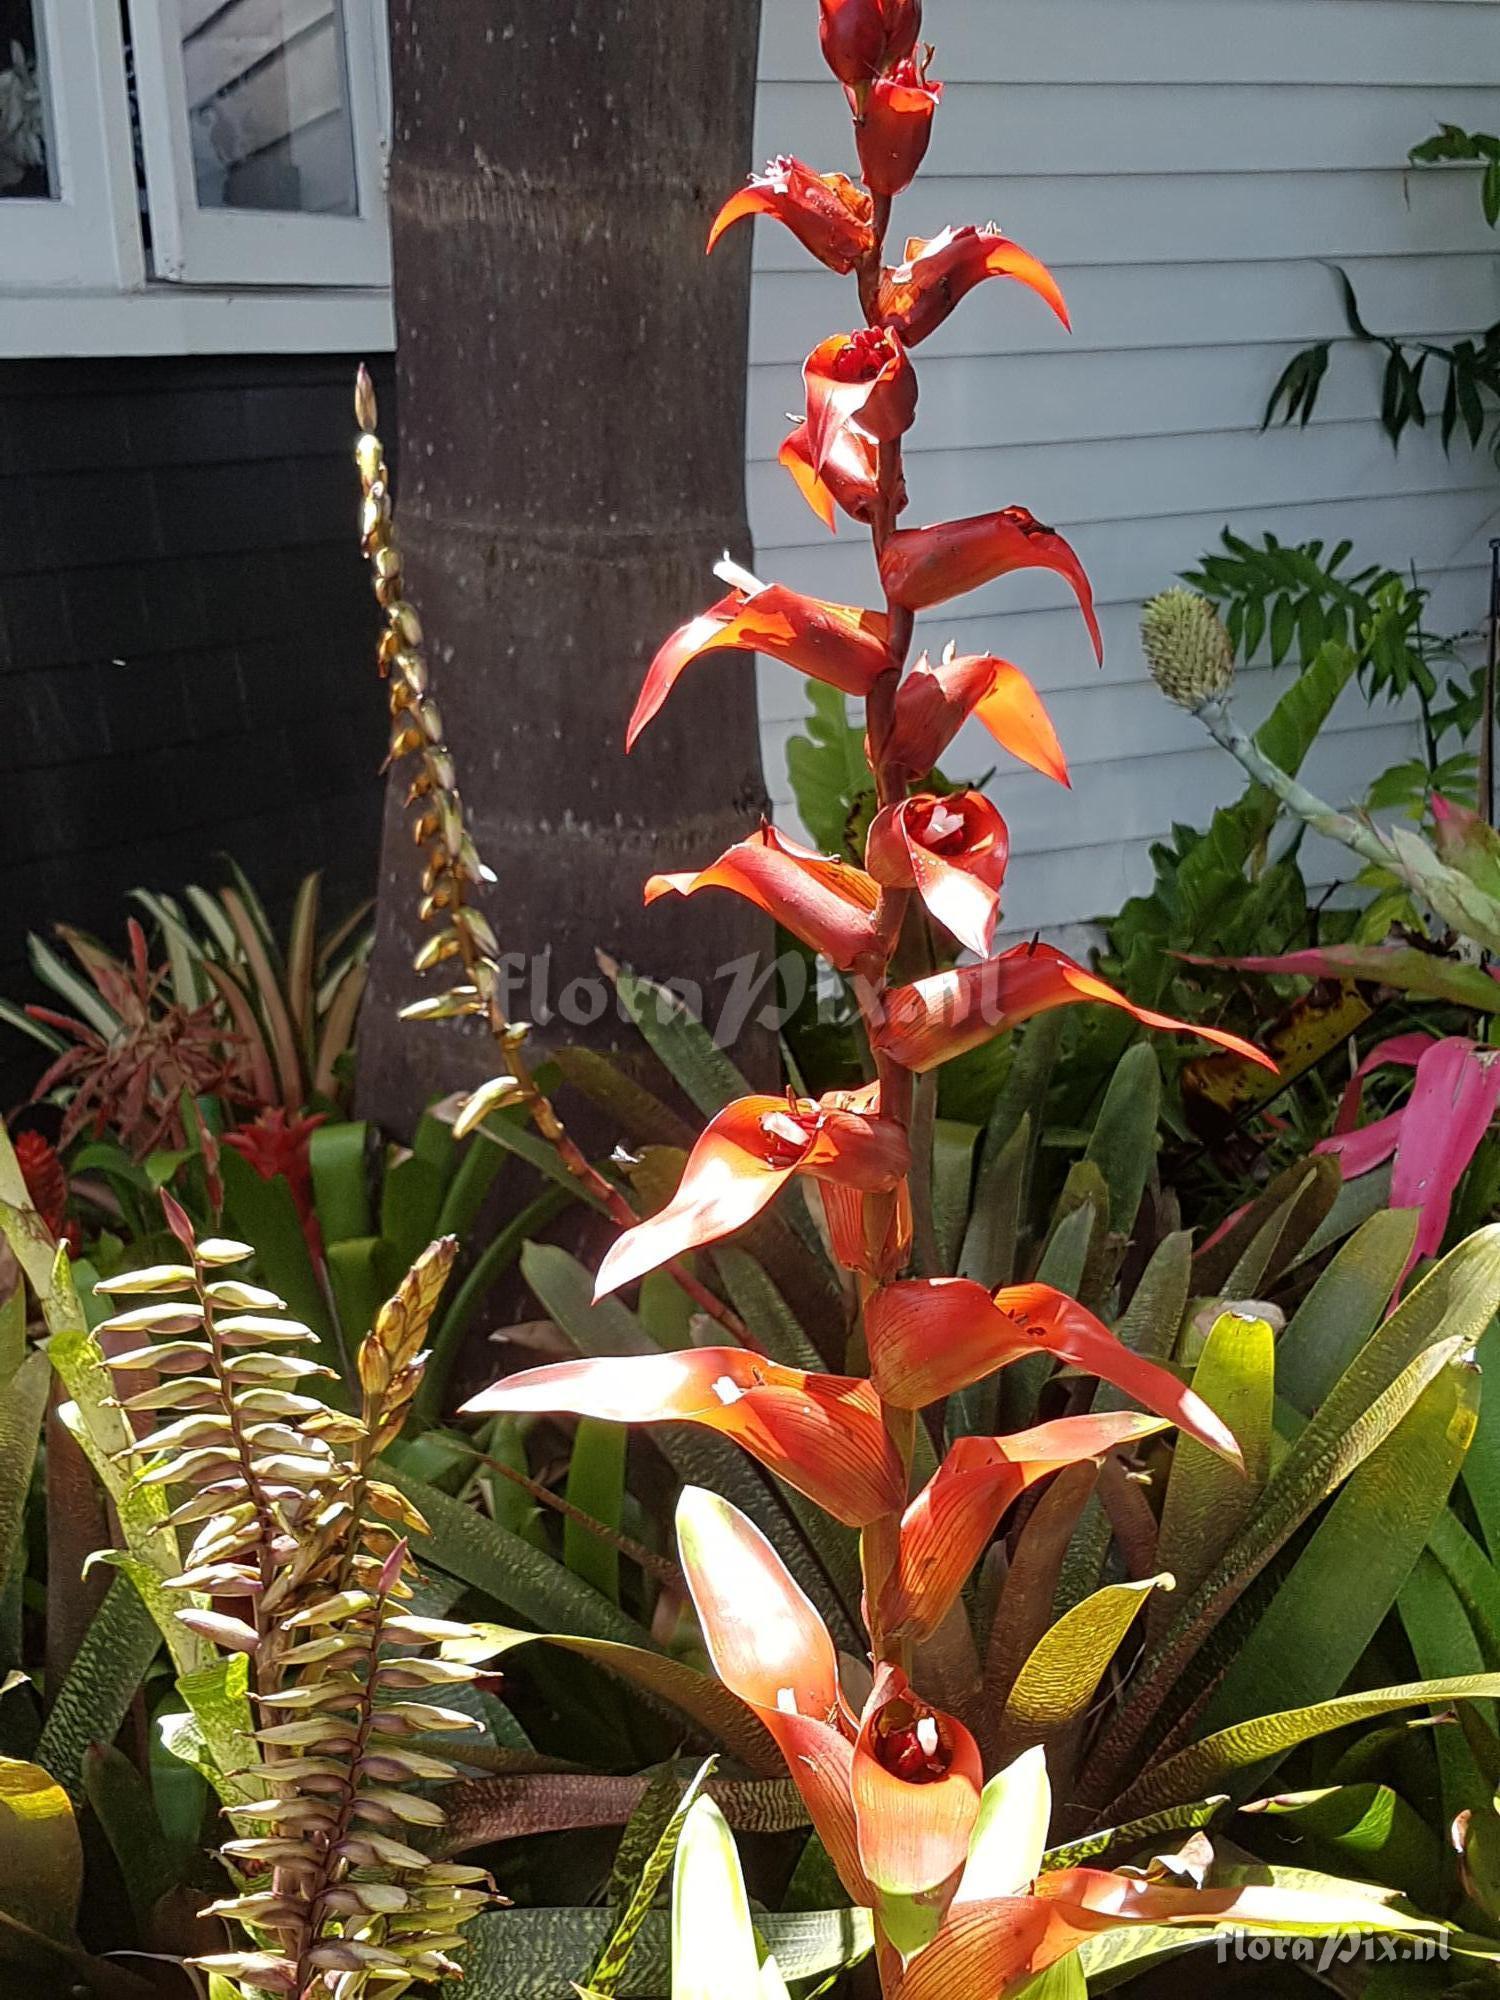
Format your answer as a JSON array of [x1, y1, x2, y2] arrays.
[[353, 375, 754, 1353], [467, 7, 1274, 1986]]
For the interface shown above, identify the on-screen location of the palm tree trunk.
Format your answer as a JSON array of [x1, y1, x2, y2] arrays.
[[362, 0, 771, 1135]]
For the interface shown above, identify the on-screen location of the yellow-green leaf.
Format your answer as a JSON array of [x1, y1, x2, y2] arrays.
[[0, 1757, 82, 1941], [996, 1575, 1172, 1765]]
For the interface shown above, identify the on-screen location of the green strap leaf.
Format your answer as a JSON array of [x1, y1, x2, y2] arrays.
[[1275, 1208, 1418, 1418], [1150, 1310, 1275, 1638], [458, 1905, 872, 1999], [380, 1462, 657, 1651], [1199, 1357, 1479, 1743], [34, 1579, 160, 1805], [611, 965, 755, 1120], [439, 1628, 779, 1780], [995, 1576, 1171, 1766], [591, 1759, 716, 1996], [1113, 1672, 1500, 1821]]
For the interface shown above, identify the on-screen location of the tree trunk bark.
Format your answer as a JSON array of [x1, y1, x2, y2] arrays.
[[362, 0, 772, 1137]]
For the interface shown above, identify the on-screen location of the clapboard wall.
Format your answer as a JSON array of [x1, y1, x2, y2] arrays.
[[748, 0, 1500, 936]]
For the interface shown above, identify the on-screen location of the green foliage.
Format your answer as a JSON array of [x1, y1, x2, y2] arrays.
[[1265, 126, 1500, 460]]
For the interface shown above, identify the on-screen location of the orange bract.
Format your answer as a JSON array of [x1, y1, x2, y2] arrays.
[[880, 507, 1104, 665], [646, 824, 887, 973], [878, 226, 1070, 345], [628, 581, 894, 749], [465, 1350, 906, 1528], [872, 942, 1279, 1075], [874, 649, 1070, 788]]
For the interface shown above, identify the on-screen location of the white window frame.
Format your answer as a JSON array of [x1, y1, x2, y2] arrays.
[[124, 0, 390, 288], [3, 0, 144, 289]]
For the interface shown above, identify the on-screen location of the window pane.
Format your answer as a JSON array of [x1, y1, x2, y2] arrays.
[[0, 0, 53, 200], [179, 0, 358, 216]]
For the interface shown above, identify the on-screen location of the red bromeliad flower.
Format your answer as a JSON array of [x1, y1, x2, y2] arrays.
[[855, 50, 943, 197], [708, 157, 876, 272], [878, 226, 1070, 344], [221, 1108, 326, 1262], [872, 942, 1277, 1074], [645, 823, 889, 974], [866, 790, 1010, 958], [805, 326, 918, 473], [12, 1128, 76, 1249], [589, 1087, 910, 1297], [628, 562, 894, 749], [819, 0, 923, 87], [780, 417, 905, 531], [881, 507, 1105, 663], [465, 1353, 905, 1528], [871, 647, 1070, 788]]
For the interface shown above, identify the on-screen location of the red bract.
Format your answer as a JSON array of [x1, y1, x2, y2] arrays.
[[872, 647, 1069, 787], [588, 1089, 910, 1298], [708, 157, 876, 273], [222, 1107, 328, 1263], [866, 791, 1010, 958], [805, 327, 918, 473], [465, 1355, 905, 1528], [855, 52, 943, 198], [881, 508, 1104, 664], [628, 570, 894, 749], [1318, 1034, 1500, 1277], [645, 823, 887, 973], [873, 941, 1277, 1073], [865, 1278, 1242, 1464], [12, 1129, 72, 1245], [819, 0, 923, 87], [878, 1413, 1172, 1643], [780, 418, 904, 531], [878, 226, 1070, 345]]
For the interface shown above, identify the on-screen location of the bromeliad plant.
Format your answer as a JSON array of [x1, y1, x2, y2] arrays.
[[452, 9, 1478, 1988]]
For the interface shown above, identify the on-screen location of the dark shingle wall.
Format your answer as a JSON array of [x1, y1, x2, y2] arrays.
[[0, 353, 390, 1102]]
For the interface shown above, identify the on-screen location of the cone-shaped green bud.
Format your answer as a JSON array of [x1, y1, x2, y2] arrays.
[[1141, 587, 1235, 709]]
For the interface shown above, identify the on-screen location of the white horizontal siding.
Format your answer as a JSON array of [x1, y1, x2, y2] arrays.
[[745, 0, 1500, 939]]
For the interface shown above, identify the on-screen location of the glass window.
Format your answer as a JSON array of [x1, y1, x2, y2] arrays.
[[0, 0, 53, 200], [178, 0, 357, 217]]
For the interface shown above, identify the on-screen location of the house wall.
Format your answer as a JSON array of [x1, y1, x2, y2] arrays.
[[0, 352, 387, 1098], [749, 0, 1500, 939]]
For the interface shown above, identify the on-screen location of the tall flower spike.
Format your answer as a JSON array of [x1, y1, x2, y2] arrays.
[[872, 941, 1278, 1075], [98, 1204, 489, 1994]]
